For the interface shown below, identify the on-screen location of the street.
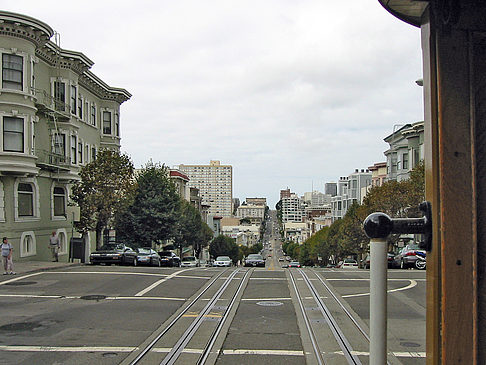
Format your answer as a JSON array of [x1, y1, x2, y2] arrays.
[[0, 256, 425, 364]]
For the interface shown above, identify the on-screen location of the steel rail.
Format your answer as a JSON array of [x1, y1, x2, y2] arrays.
[[160, 269, 242, 365], [197, 268, 253, 364], [312, 270, 392, 365], [298, 268, 362, 365], [313, 271, 370, 342], [288, 269, 325, 365], [129, 268, 229, 365]]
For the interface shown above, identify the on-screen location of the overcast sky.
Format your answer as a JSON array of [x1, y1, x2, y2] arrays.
[[6, 1, 423, 208]]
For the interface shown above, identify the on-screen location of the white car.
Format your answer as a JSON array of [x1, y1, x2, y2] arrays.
[[213, 256, 232, 267], [180, 256, 199, 268], [339, 259, 358, 268]]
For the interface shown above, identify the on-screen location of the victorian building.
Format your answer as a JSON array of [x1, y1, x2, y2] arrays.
[[0, 11, 131, 261]]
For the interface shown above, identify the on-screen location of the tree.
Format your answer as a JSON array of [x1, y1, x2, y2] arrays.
[[209, 235, 239, 263], [114, 162, 181, 248], [71, 149, 134, 249], [178, 200, 213, 258]]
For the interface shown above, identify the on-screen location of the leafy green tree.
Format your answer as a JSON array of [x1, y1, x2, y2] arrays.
[[178, 200, 213, 258], [209, 235, 239, 263], [114, 162, 181, 248], [71, 150, 134, 249]]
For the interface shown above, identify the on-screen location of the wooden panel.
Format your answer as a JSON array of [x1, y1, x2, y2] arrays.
[[421, 10, 441, 365], [436, 25, 475, 365], [473, 32, 486, 364]]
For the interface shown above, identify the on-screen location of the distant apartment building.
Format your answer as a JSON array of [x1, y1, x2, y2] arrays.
[[236, 203, 265, 223], [169, 169, 190, 201], [280, 188, 291, 200], [246, 197, 267, 206], [331, 169, 372, 221], [178, 160, 233, 217], [0, 11, 131, 262], [325, 182, 337, 197], [281, 193, 304, 223], [384, 122, 424, 182], [368, 162, 387, 187], [303, 191, 331, 207], [283, 222, 308, 244]]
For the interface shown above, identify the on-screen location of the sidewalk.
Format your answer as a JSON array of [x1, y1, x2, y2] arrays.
[[4, 260, 82, 276]]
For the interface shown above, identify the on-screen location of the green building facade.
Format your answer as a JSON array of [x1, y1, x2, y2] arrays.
[[0, 11, 131, 261]]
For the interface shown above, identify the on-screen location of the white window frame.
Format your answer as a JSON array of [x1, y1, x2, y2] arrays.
[[51, 183, 67, 220], [102, 109, 113, 135], [51, 77, 67, 112], [2, 115, 26, 153], [57, 229, 68, 255], [90, 103, 96, 126], [1, 50, 27, 92], [0, 179, 4, 222], [70, 84, 77, 115], [14, 177, 40, 222], [70, 134, 77, 165], [20, 231, 36, 257]]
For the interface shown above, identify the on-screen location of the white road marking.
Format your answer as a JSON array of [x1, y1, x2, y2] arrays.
[[222, 349, 305, 356], [326, 278, 426, 281], [0, 345, 136, 352], [249, 278, 287, 281], [342, 280, 418, 298], [241, 298, 292, 301], [151, 347, 203, 354], [0, 294, 187, 301], [0, 272, 42, 286], [134, 269, 193, 296], [45, 271, 210, 280]]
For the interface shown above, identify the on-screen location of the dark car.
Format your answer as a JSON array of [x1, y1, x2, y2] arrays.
[[90, 243, 137, 266], [362, 253, 395, 269], [393, 244, 426, 269], [135, 248, 161, 267], [158, 251, 181, 267], [244, 254, 265, 267]]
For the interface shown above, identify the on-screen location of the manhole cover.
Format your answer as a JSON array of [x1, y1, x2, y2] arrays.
[[80, 295, 106, 301], [400, 342, 421, 348], [5, 281, 37, 286], [102, 352, 118, 358], [256, 301, 283, 307]]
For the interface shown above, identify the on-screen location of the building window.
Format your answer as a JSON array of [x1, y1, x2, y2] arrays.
[[91, 147, 96, 161], [103, 111, 112, 134], [85, 144, 89, 163], [52, 133, 65, 159], [70, 85, 77, 114], [2, 53, 23, 90], [90, 104, 96, 126], [3, 116, 24, 152], [78, 96, 83, 119], [403, 153, 409, 170], [58, 231, 67, 255], [115, 113, 119, 137], [53, 187, 66, 217], [78, 142, 83, 164], [20, 231, 36, 257], [71, 135, 77, 164], [18, 183, 34, 216], [54, 81, 66, 111]]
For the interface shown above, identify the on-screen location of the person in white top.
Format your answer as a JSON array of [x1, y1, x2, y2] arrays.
[[49, 231, 60, 262], [1, 237, 15, 275]]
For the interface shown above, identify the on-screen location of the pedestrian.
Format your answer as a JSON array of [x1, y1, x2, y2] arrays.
[[49, 231, 60, 262], [1, 237, 15, 275]]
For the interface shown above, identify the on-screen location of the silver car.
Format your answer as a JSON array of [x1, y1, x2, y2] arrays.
[[213, 256, 232, 267], [180, 256, 199, 268]]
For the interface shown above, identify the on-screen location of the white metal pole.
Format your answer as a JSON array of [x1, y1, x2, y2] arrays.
[[370, 237, 387, 364]]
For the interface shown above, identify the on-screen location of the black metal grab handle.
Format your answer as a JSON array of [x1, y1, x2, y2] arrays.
[[363, 202, 432, 252]]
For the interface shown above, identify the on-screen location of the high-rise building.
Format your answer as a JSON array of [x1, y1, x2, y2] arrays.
[[280, 188, 291, 200], [178, 160, 233, 217], [325, 182, 337, 197]]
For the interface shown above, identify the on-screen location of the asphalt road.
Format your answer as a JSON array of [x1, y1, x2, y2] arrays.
[[0, 215, 425, 364], [0, 263, 425, 364]]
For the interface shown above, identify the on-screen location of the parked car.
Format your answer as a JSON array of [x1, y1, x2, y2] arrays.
[[180, 256, 199, 268], [362, 253, 395, 269], [244, 254, 265, 267], [339, 259, 359, 268], [213, 256, 232, 267], [288, 261, 301, 268], [393, 244, 426, 269], [135, 248, 161, 266], [90, 243, 137, 266], [158, 251, 181, 267]]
